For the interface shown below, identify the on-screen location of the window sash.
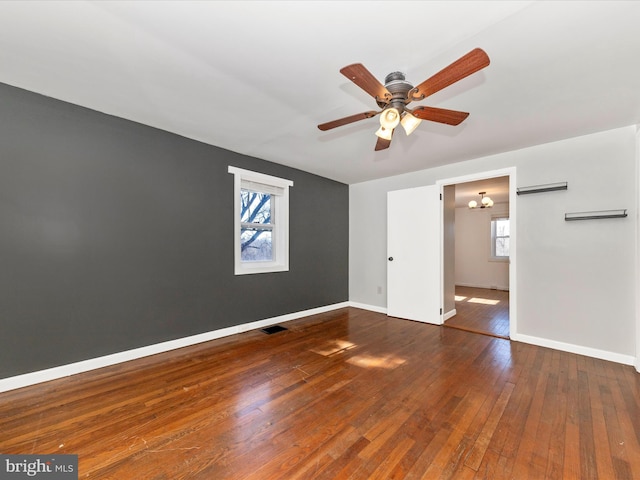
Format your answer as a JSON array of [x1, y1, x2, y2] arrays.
[[241, 180, 284, 197], [491, 216, 510, 259], [229, 166, 293, 275]]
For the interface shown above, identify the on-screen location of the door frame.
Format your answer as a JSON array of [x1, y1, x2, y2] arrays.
[[436, 167, 517, 339]]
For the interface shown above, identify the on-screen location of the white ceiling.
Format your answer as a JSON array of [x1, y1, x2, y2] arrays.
[[0, 1, 638, 185]]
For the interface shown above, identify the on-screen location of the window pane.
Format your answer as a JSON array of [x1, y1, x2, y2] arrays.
[[241, 229, 272, 262], [495, 237, 510, 257], [241, 190, 271, 225], [496, 219, 509, 236]]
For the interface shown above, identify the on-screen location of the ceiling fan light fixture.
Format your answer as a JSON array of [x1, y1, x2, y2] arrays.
[[375, 125, 393, 141], [379, 107, 400, 130], [318, 49, 490, 151], [400, 112, 422, 136]]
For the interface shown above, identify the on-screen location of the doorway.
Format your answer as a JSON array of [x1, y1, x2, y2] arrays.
[[437, 169, 516, 339], [446, 285, 509, 339]]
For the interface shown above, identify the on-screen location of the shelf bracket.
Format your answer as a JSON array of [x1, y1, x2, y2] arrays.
[[516, 182, 568, 195], [565, 209, 627, 221]]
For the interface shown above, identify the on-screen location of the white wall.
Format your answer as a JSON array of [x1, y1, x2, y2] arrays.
[[455, 203, 510, 290], [350, 126, 637, 363]]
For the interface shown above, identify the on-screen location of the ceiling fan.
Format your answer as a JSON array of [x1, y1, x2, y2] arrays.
[[317, 48, 490, 151]]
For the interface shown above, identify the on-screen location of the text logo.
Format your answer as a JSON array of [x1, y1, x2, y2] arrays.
[[0, 455, 77, 479]]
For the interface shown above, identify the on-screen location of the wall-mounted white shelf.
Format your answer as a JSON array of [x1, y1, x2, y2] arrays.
[[516, 182, 568, 195], [565, 209, 627, 221]]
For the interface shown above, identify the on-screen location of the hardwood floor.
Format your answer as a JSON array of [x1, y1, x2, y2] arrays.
[[2, 307, 640, 479], [445, 286, 510, 339]]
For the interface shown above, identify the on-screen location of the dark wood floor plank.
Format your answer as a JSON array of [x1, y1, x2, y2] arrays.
[[416, 388, 487, 478], [368, 436, 415, 480], [598, 378, 634, 480], [2, 307, 640, 479], [589, 374, 617, 479], [608, 368, 640, 477], [403, 427, 453, 480], [509, 349, 551, 478], [577, 369, 600, 479], [465, 381, 514, 470], [473, 447, 505, 479], [561, 352, 582, 479]]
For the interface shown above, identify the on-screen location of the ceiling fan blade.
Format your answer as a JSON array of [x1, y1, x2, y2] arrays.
[[374, 129, 393, 151], [411, 106, 470, 125], [409, 48, 490, 102], [318, 111, 379, 131], [340, 63, 392, 104]]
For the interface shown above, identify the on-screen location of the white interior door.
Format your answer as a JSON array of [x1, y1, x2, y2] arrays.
[[387, 185, 442, 324]]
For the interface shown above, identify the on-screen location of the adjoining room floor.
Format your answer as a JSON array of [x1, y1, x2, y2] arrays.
[[445, 286, 510, 339]]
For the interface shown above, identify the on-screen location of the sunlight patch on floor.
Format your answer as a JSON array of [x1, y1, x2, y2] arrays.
[[311, 339, 356, 357], [347, 354, 406, 370], [468, 297, 500, 305], [455, 295, 467, 301]]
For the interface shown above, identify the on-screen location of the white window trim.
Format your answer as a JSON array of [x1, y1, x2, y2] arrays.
[[490, 215, 510, 262], [228, 166, 293, 275]]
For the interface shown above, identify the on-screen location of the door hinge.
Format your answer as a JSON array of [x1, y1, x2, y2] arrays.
[[440, 193, 442, 200], [440, 308, 443, 315]]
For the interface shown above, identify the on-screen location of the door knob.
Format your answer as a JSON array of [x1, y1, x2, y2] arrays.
[[388, 257, 394, 261]]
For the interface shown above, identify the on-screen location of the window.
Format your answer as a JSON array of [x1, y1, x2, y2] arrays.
[[228, 166, 293, 275], [491, 216, 510, 260]]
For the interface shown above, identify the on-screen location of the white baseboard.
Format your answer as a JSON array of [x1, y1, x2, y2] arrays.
[[443, 309, 457, 321], [456, 283, 510, 291], [513, 333, 635, 366], [0, 302, 350, 393], [236, 302, 350, 333], [348, 302, 387, 314]]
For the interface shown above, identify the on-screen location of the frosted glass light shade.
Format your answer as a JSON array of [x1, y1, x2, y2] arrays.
[[400, 112, 422, 135], [375, 126, 393, 140], [468, 200, 478, 209], [380, 108, 400, 129]]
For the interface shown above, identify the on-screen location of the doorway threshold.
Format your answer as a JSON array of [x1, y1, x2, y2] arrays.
[[443, 323, 509, 340]]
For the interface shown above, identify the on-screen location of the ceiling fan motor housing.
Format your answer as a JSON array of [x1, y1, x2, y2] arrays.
[[381, 72, 414, 111]]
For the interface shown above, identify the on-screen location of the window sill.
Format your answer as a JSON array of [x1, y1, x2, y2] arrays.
[[489, 257, 510, 263], [235, 263, 289, 275]]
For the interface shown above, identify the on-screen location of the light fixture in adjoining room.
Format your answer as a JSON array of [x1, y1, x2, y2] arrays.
[[469, 191, 493, 209]]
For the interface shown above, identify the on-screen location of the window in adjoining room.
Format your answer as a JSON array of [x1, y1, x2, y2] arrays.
[[491, 216, 510, 260]]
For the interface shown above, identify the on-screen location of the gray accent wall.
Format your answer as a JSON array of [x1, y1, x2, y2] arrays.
[[0, 83, 349, 379]]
